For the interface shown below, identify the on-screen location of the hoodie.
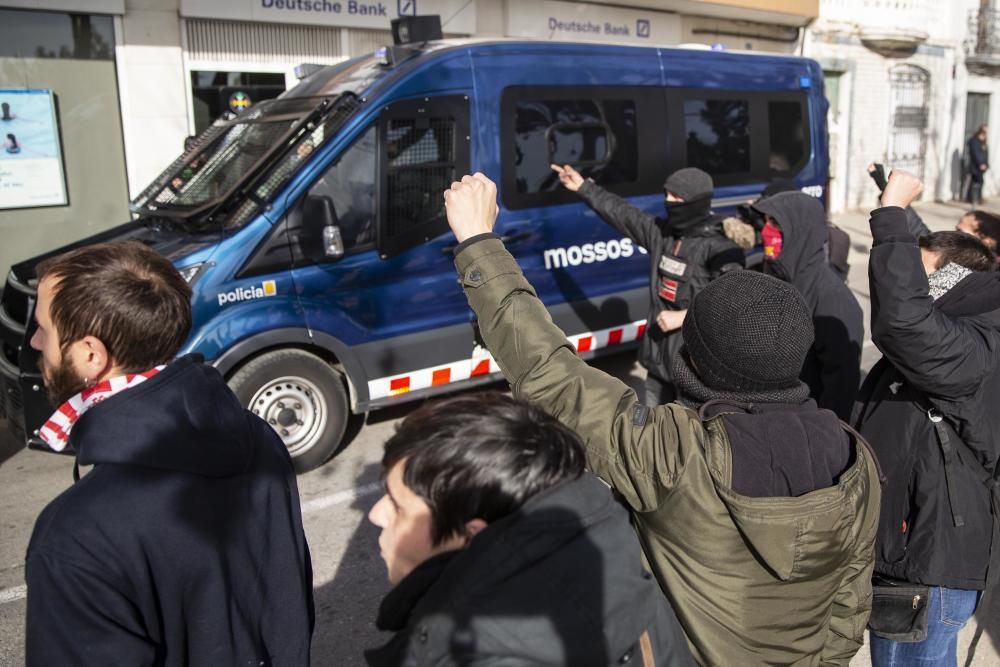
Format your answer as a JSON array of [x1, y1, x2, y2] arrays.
[[25, 355, 314, 666], [753, 192, 865, 420], [454, 237, 882, 666], [366, 474, 693, 666]]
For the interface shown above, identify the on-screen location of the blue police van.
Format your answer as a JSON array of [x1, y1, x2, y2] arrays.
[[0, 22, 829, 472]]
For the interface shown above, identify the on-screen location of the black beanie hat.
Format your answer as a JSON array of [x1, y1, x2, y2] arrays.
[[664, 167, 713, 201], [681, 270, 814, 392]]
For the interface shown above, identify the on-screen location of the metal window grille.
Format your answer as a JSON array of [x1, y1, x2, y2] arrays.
[[889, 64, 930, 183]]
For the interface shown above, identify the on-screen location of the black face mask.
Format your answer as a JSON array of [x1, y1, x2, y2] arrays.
[[664, 197, 712, 235]]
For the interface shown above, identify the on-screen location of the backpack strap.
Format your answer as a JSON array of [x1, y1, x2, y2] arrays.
[[925, 406, 966, 528]]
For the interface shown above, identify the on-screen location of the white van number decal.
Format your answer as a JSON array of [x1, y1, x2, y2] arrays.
[[800, 185, 823, 198]]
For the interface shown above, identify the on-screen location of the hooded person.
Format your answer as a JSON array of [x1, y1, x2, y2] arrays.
[[551, 163, 745, 408], [24, 241, 313, 666], [442, 172, 883, 667], [751, 192, 864, 421]]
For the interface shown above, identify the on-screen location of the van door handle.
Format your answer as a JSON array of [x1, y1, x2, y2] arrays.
[[441, 231, 531, 255]]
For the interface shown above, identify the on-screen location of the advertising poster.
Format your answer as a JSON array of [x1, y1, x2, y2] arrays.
[[0, 89, 69, 209]]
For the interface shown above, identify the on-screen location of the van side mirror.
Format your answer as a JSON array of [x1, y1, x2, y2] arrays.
[[302, 194, 343, 259]]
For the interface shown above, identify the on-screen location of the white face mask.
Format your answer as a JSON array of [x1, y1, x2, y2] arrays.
[[927, 262, 973, 301]]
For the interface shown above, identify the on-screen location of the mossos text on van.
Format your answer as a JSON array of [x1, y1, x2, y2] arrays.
[[543, 238, 647, 270]]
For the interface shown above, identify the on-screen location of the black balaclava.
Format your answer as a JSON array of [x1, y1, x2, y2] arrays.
[[663, 168, 714, 236]]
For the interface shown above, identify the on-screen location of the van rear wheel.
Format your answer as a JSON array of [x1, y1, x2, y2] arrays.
[[228, 349, 348, 473]]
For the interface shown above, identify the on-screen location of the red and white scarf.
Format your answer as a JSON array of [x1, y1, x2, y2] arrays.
[[39, 366, 165, 452]]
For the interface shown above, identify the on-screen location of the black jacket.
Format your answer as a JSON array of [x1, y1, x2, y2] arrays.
[[968, 135, 989, 178], [854, 206, 1000, 590], [366, 473, 693, 667], [25, 355, 314, 666], [753, 193, 864, 420], [577, 181, 744, 382]]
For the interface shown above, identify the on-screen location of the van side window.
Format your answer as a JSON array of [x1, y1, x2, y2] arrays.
[[385, 117, 456, 238], [308, 125, 376, 252], [768, 100, 806, 173], [376, 95, 469, 258], [513, 99, 638, 194], [683, 98, 750, 176]]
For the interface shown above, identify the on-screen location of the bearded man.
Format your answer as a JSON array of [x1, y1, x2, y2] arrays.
[[24, 241, 314, 666]]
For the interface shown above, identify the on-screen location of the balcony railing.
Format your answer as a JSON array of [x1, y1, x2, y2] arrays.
[[966, 7, 1000, 76]]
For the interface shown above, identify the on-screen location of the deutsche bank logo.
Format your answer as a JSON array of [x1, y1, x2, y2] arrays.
[[636, 19, 650, 38], [398, 0, 416, 15]]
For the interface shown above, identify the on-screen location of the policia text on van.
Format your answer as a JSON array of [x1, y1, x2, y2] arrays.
[[0, 16, 829, 472]]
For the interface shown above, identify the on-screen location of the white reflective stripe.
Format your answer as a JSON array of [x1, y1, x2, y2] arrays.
[[366, 319, 645, 401]]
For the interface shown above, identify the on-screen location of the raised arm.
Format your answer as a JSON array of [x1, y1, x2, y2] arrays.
[[869, 171, 999, 397], [445, 174, 693, 511], [551, 163, 661, 250]]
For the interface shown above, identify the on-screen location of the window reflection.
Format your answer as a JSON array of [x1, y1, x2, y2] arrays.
[[683, 98, 750, 175], [0, 10, 114, 60]]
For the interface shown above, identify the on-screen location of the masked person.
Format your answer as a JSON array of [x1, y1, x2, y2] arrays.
[[443, 173, 882, 666], [854, 170, 1000, 667], [551, 164, 744, 408], [25, 241, 314, 666], [366, 393, 693, 666], [751, 192, 864, 420]]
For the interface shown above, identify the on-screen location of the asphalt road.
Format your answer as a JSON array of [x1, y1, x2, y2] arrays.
[[1, 198, 998, 666]]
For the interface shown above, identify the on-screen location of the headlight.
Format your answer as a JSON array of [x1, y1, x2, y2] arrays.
[[177, 262, 209, 284]]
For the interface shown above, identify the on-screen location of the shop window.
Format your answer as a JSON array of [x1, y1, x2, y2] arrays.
[[683, 98, 750, 176], [0, 10, 113, 60], [307, 125, 376, 253], [768, 101, 806, 174], [190, 71, 287, 134], [512, 98, 638, 195]]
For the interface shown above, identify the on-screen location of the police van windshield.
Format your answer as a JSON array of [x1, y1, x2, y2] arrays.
[[131, 93, 361, 229]]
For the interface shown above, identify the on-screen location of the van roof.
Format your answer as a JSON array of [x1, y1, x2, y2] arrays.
[[288, 37, 818, 101]]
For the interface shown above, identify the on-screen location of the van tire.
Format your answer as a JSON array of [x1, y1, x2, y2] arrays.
[[228, 348, 349, 474]]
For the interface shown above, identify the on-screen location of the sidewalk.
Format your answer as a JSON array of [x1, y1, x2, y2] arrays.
[[833, 198, 1000, 667]]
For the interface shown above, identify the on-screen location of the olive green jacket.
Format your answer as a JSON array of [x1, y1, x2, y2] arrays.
[[455, 237, 881, 667]]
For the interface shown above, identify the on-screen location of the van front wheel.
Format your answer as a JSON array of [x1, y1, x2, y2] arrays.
[[228, 349, 348, 473]]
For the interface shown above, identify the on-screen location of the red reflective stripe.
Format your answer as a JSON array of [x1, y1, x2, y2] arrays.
[[576, 336, 593, 352], [390, 377, 410, 392], [471, 359, 491, 377], [637, 323, 646, 338], [608, 329, 623, 345], [432, 368, 451, 386]]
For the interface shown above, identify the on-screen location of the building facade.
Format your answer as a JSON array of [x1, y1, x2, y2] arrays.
[[805, 0, 1000, 212], [0, 0, 994, 273]]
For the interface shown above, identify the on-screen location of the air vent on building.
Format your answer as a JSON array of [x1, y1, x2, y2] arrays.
[[350, 29, 394, 56], [185, 19, 346, 65]]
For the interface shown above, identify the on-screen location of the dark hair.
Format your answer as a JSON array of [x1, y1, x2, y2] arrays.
[[35, 240, 193, 371], [919, 231, 996, 273], [965, 210, 1000, 250], [382, 393, 586, 545]]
